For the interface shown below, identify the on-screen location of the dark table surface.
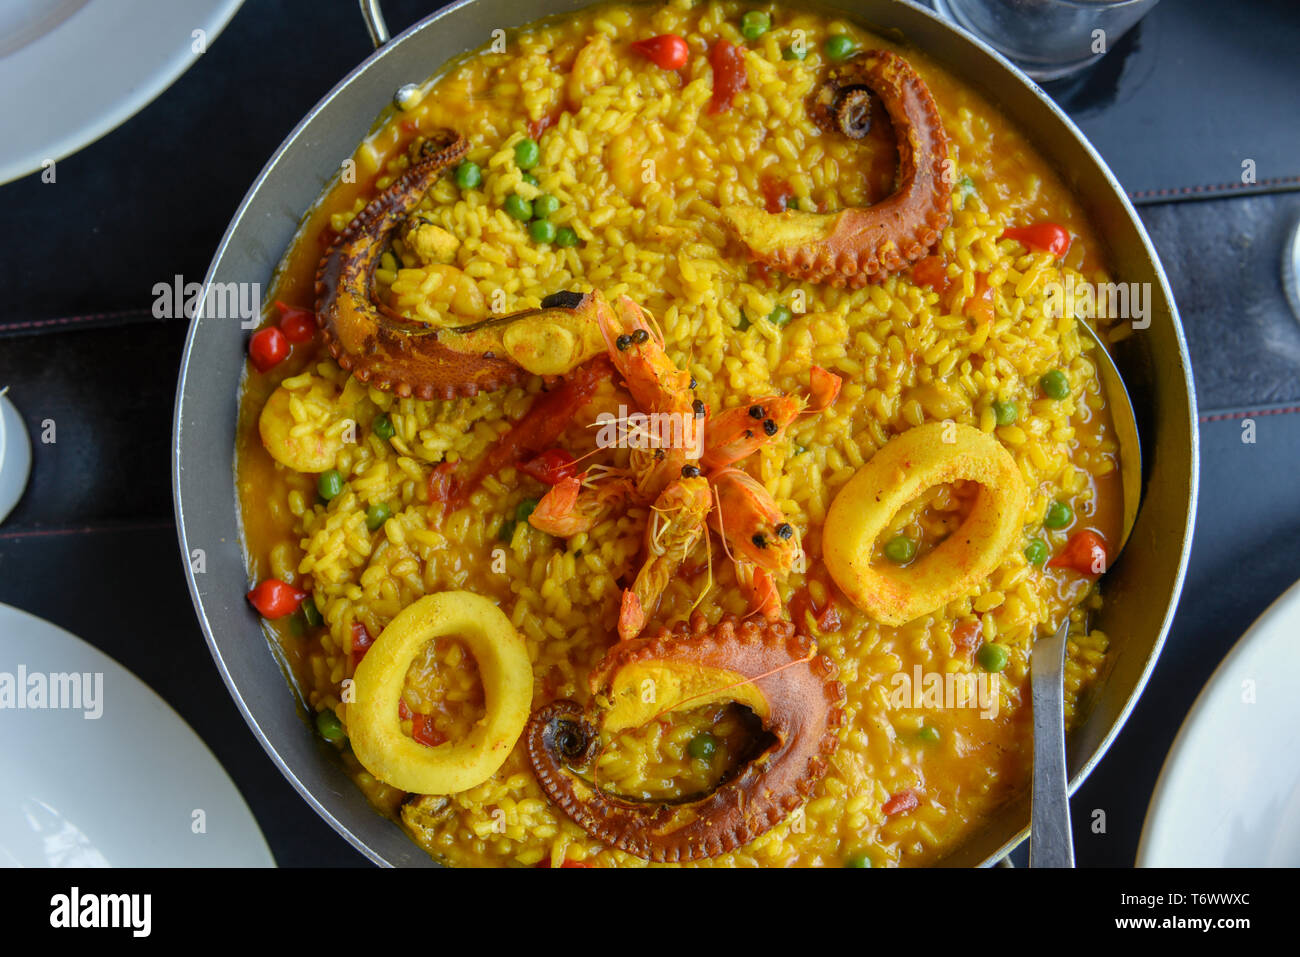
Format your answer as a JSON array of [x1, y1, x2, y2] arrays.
[[1, 0, 1298, 867]]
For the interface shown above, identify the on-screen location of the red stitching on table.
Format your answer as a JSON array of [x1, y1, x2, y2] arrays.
[[2, 308, 155, 333], [1129, 176, 1300, 200], [1199, 406, 1300, 423], [0, 520, 174, 542]]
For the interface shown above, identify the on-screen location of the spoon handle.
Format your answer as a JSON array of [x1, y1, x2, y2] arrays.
[[1030, 618, 1075, 867]]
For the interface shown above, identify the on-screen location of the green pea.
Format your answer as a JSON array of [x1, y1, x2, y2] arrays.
[[1040, 369, 1070, 400], [529, 219, 557, 244], [317, 469, 343, 501], [844, 851, 872, 868], [454, 161, 482, 190], [514, 137, 540, 170], [782, 44, 806, 61], [687, 732, 719, 760], [993, 400, 1018, 427], [516, 497, 540, 523], [555, 226, 580, 248], [499, 518, 517, 543], [956, 174, 976, 201], [316, 709, 346, 743], [504, 194, 533, 221], [302, 595, 323, 628], [740, 11, 770, 41], [767, 305, 793, 326], [824, 35, 856, 61], [1044, 500, 1073, 529], [918, 725, 940, 744], [976, 642, 1010, 673], [521, 172, 540, 187], [884, 535, 917, 564], [365, 502, 392, 532], [737, 310, 752, 331], [533, 194, 560, 220], [1024, 538, 1049, 566], [372, 414, 395, 440]]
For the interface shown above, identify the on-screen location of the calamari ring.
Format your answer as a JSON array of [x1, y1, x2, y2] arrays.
[[348, 591, 531, 794], [526, 614, 845, 863], [823, 422, 1027, 626], [720, 50, 952, 287]]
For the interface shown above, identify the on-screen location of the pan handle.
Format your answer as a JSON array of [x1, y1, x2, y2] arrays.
[[359, 0, 390, 48]]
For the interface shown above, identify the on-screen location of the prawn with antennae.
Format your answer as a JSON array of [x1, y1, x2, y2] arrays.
[[522, 294, 844, 640]]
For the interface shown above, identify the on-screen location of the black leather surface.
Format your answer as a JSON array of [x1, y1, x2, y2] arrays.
[[1, 0, 1298, 869]]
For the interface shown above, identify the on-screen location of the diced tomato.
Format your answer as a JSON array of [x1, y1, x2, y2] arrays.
[[534, 859, 590, 868], [809, 365, 842, 412], [963, 272, 994, 324], [411, 713, 448, 748], [789, 569, 842, 634], [350, 622, 374, 667], [520, 448, 579, 485], [1048, 529, 1109, 577], [426, 461, 457, 504], [911, 254, 949, 294], [707, 39, 747, 114], [398, 699, 413, 721], [1001, 222, 1072, 258], [246, 579, 306, 619], [527, 107, 565, 142], [761, 177, 795, 214], [882, 790, 920, 817], [248, 327, 289, 373], [952, 617, 982, 651], [274, 301, 316, 343], [630, 33, 690, 71]]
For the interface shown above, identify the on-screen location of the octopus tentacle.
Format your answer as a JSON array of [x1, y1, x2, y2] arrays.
[[721, 50, 952, 287], [526, 613, 846, 863], [315, 131, 613, 400]]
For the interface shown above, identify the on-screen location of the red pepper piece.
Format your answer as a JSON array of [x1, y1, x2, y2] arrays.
[[246, 579, 306, 619], [882, 789, 920, 817], [248, 327, 289, 373], [350, 621, 374, 667], [1048, 529, 1109, 577], [630, 34, 690, 71], [274, 300, 316, 343], [520, 448, 579, 485], [911, 254, 950, 294], [451, 355, 612, 508], [1001, 222, 1072, 258], [411, 713, 448, 748], [707, 39, 747, 114]]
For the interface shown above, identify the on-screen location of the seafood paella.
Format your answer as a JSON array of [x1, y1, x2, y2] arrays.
[[236, 0, 1125, 867]]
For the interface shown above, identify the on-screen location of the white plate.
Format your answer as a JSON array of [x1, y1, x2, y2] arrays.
[[0, 391, 32, 524], [0, 603, 274, 866], [1137, 577, 1300, 867], [0, 0, 244, 186]]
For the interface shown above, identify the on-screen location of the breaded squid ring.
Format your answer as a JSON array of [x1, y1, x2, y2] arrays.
[[348, 592, 532, 794], [823, 423, 1027, 626]]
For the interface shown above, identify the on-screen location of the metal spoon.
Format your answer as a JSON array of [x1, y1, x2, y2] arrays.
[[1029, 319, 1142, 867]]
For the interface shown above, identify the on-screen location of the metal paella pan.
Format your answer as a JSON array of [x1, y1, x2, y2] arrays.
[[173, 0, 1197, 867]]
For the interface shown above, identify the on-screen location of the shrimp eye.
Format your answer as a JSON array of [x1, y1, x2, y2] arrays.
[[615, 334, 632, 351], [748, 405, 764, 419], [681, 465, 701, 478], [763, 419, 778, 436], [776, 523, 794, 540], [631, 329, 650, 344], [692, 399, 706, 417], [752, 533, 768, 548]]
